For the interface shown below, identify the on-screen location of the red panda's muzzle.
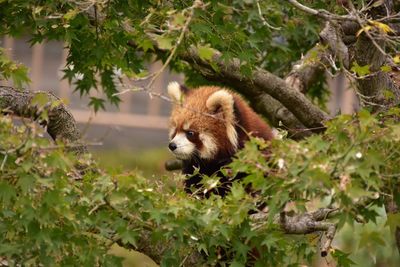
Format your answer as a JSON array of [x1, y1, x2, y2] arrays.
[[168, 132, 197, 160]]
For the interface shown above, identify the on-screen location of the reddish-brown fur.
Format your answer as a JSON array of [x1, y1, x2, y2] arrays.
[[169, 86, 273, 157], [168, 84, 273, 196]]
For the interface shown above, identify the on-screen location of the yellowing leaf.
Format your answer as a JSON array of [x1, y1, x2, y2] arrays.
[[64, 9, 78, 21], [155, 35, 173, 50], [357, 21, 394, 37], [393, 55, 400, 64], [369, 20, 394, 34], [356, 25, 372, 37], [380, 65, 391, 72], [171, 13, 186, 27]]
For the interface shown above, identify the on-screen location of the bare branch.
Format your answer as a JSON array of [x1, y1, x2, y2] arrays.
[[145, 0, 206, 90], [256, 0, 281, 30], [288, 0, 356, 21]]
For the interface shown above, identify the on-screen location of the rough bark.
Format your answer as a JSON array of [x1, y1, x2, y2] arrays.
[[319, 21, 349, 68], [0, 86, 87, 154], [354, 34, 400, 111]]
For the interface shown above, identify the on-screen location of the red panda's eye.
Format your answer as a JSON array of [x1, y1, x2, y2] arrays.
[[186, 131, 195, 138]]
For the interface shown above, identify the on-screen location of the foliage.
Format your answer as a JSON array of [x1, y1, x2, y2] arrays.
[[0, 108, 399, 266], [0, 0, 331, 107], [0, 48, 30, 88], [1, 0, 400, 266]]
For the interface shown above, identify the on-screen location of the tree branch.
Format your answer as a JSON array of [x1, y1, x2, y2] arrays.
[[351, 1, 400, 111], [287, 0, 356, 22], [180, 47, 330, 132], [0, 86, 87, 154], [251, 207, 339, 257]]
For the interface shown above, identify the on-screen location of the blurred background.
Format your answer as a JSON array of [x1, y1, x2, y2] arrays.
[[0, 36, 186, 176], [0, 36, 359, 176]]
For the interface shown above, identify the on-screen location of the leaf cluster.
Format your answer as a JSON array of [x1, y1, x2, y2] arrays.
[[0, 0, 328, 106], [0, 106, 399, 266]]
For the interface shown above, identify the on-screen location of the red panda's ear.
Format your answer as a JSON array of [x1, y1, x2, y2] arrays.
[[167, 81, 187, 103], [206, 90, 238, 149], [206, 90, 234, 119]]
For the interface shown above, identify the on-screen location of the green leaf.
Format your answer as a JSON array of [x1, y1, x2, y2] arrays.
[[155, 35, 173, 50], [138, 39, 154, 53], [17, 173, 36, 194], [31, 92, 50, 108], [385, 213, 400, 234], [197, 45, 215, 61], [89, 97, 106, 112], [0, 181, 16, 205], [171, 13, 186, 27], [351, 62, 370, 77], [359, 231, 386, 248], [331, 249, 355, 267], [120, 229, 138, 248], [10, 65, 31, 88]]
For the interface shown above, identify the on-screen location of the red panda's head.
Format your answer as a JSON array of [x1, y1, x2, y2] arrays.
[[167, 82, 238, 161]]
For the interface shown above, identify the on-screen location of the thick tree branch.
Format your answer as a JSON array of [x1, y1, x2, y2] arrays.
[[354, 34, 400, 111], [0, 86, 87, 154], [352, 1, 400, 111], [180, 47, 330, 132], [290, 0, 400, 112]]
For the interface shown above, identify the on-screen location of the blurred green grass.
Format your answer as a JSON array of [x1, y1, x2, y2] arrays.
[[94, 147, 174, 177]]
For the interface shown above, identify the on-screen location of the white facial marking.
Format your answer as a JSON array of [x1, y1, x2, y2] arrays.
[[169, 133, 195, 160], [199, 133, 218, 159], [169, 126, 176, 139]]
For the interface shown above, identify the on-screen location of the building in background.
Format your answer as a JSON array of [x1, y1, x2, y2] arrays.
[[1, 36, 185, 152], [1, 36, 358, 151]]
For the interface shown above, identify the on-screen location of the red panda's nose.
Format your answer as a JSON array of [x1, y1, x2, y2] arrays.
[[168, 142, 177, 151]]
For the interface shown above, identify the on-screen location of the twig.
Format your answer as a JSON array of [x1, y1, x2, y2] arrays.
[[146, 0, 205, 90], [256, 0, 281, 30], [347, 1, 388, 58], [287, 0, 356, 21]]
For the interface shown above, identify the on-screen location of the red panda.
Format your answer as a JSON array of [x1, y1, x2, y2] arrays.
[[167, 81, 273, 196]]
